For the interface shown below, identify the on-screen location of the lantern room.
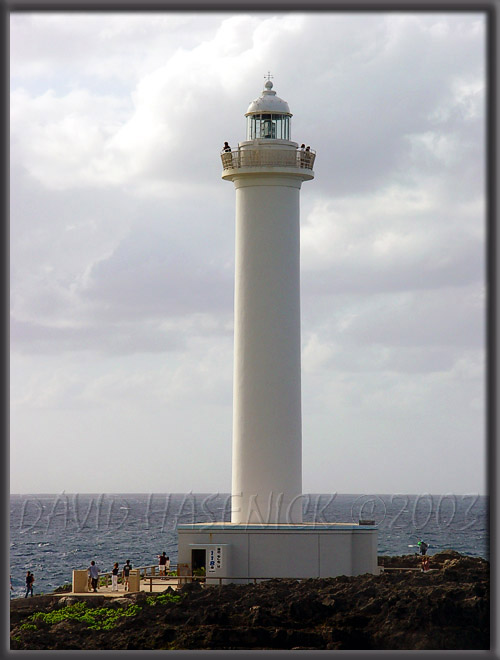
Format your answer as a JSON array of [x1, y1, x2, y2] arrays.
[[245, 80, 292, 140]]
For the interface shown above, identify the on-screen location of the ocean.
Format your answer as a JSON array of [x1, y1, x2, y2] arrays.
[[10, 493, 488, 599]]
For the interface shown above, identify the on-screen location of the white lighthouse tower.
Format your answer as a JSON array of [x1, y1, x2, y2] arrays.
[[176, 79, 377, 582], [221, 78, 315, 524]]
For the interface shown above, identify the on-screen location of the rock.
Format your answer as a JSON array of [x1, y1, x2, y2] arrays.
[[178, 581, 203, 595], [53, 584, 72, 593], [10, 552, 489, 651], [321, 595, 336, 608], [57, 596, 80, 608], [109, 598, 132, 608], [127, 591, 149, 603], [432, 549, 463, 562]]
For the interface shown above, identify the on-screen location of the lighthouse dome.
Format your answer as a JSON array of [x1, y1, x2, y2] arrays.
[[244, 80, 292, 140], [245, 81, 292, 116]]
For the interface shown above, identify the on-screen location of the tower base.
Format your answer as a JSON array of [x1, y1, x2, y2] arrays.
[[177, 523, 379, 584]]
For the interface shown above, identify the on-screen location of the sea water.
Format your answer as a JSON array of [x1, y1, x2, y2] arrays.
[[9, 493, 488, 598]]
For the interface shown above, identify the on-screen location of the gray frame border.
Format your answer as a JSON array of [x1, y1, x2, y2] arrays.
[[4, 1, 496, 658]]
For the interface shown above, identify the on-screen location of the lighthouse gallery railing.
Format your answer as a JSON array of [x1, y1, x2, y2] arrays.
[[221, 148, 315, 171]]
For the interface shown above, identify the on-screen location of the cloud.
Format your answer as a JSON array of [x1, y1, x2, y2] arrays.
[[10, 14, 310, 193], [300, 188, 483, 297], [10, 13, 220, 86], [10, 316, 187, 356], [11, 87, 132, 189], [12, 13, 483, 196], [10, 166, 235, 353], [340, 286, 484, 349], [9, 12, 486, 494]]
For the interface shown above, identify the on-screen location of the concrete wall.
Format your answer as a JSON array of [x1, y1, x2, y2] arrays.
[[352, 527, 379, 575], [318, 532, 353, 577], [72, 570, 88, 593], [249, 532, 314, 578]]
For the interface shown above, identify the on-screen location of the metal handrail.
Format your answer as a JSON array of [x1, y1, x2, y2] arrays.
[[142, 574, 308, 592], [86, 567, 392, 592], [221, 148, 315, 171], [143, 564, 177, 576], [144, 572, 388, 589]]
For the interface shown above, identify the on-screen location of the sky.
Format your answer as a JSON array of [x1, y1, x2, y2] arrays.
[[10, 11, 486, 496]]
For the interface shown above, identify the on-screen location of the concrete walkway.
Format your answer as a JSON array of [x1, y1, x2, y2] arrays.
[[64, 577, 180, 597]]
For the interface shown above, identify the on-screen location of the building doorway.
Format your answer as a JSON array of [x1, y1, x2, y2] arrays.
[[191, 548, 206, 575]]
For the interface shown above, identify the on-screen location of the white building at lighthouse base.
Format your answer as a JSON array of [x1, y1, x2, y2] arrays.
[[177, 522, 379, 583]]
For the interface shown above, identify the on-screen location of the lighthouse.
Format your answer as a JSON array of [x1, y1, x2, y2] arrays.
[[221, 78, 315, 524], [176, 79, 377, 583]]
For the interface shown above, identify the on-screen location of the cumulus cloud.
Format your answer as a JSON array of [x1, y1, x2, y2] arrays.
[[10, 14, 311, 193]]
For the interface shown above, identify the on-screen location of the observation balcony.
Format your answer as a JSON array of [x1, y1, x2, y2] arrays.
[[221, 148, 316, 173]]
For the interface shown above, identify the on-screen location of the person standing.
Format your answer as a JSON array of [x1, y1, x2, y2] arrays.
[[298, 143, 306, 167], [417, 540, 429, 556], [158, 552, 168, 575], [24, 571, 34, 597], [87, 561, 100, 593], [122, 559, 132, 591], [111, 563, 119, 592]]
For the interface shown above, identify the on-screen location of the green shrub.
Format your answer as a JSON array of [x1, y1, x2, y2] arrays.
[[19, 623, 37, 631], [146, 592, 183, 607], [27, 601, 143, 631], [123, 604, 142, 618]]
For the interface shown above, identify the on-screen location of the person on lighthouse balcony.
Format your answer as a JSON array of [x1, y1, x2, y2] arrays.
[[298, 143, 306, 167]]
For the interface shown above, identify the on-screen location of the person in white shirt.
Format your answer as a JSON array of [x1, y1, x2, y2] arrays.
[[87, 561, 99, 592]]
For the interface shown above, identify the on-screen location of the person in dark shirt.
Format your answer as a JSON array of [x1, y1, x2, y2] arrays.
[[158, 552, 168, 575], [122, 560, 132, 591], [25, 571, 34, 597], [418, 540, 429, 556], [111, 562, 119, 591]]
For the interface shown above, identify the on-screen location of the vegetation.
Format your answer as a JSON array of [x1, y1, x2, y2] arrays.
[[146, 592, 182, 607], [192, 567, 206, 582], [19, 623, 37, 631], [27, 601, 142, 631], [21, 591, 184, 634], [192, 567, 205, 576]]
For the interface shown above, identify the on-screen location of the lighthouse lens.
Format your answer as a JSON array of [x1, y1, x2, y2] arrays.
[[246, 114, 290, 140]]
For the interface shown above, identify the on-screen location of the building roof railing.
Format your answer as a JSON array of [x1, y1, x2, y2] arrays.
[[221, 148, 315, 172]]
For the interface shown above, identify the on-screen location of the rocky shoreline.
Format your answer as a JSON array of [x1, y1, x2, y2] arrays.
[[10, 551, 489, 650]]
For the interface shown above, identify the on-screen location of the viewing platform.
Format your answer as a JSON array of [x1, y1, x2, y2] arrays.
[[221, 147, 315, 173]]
